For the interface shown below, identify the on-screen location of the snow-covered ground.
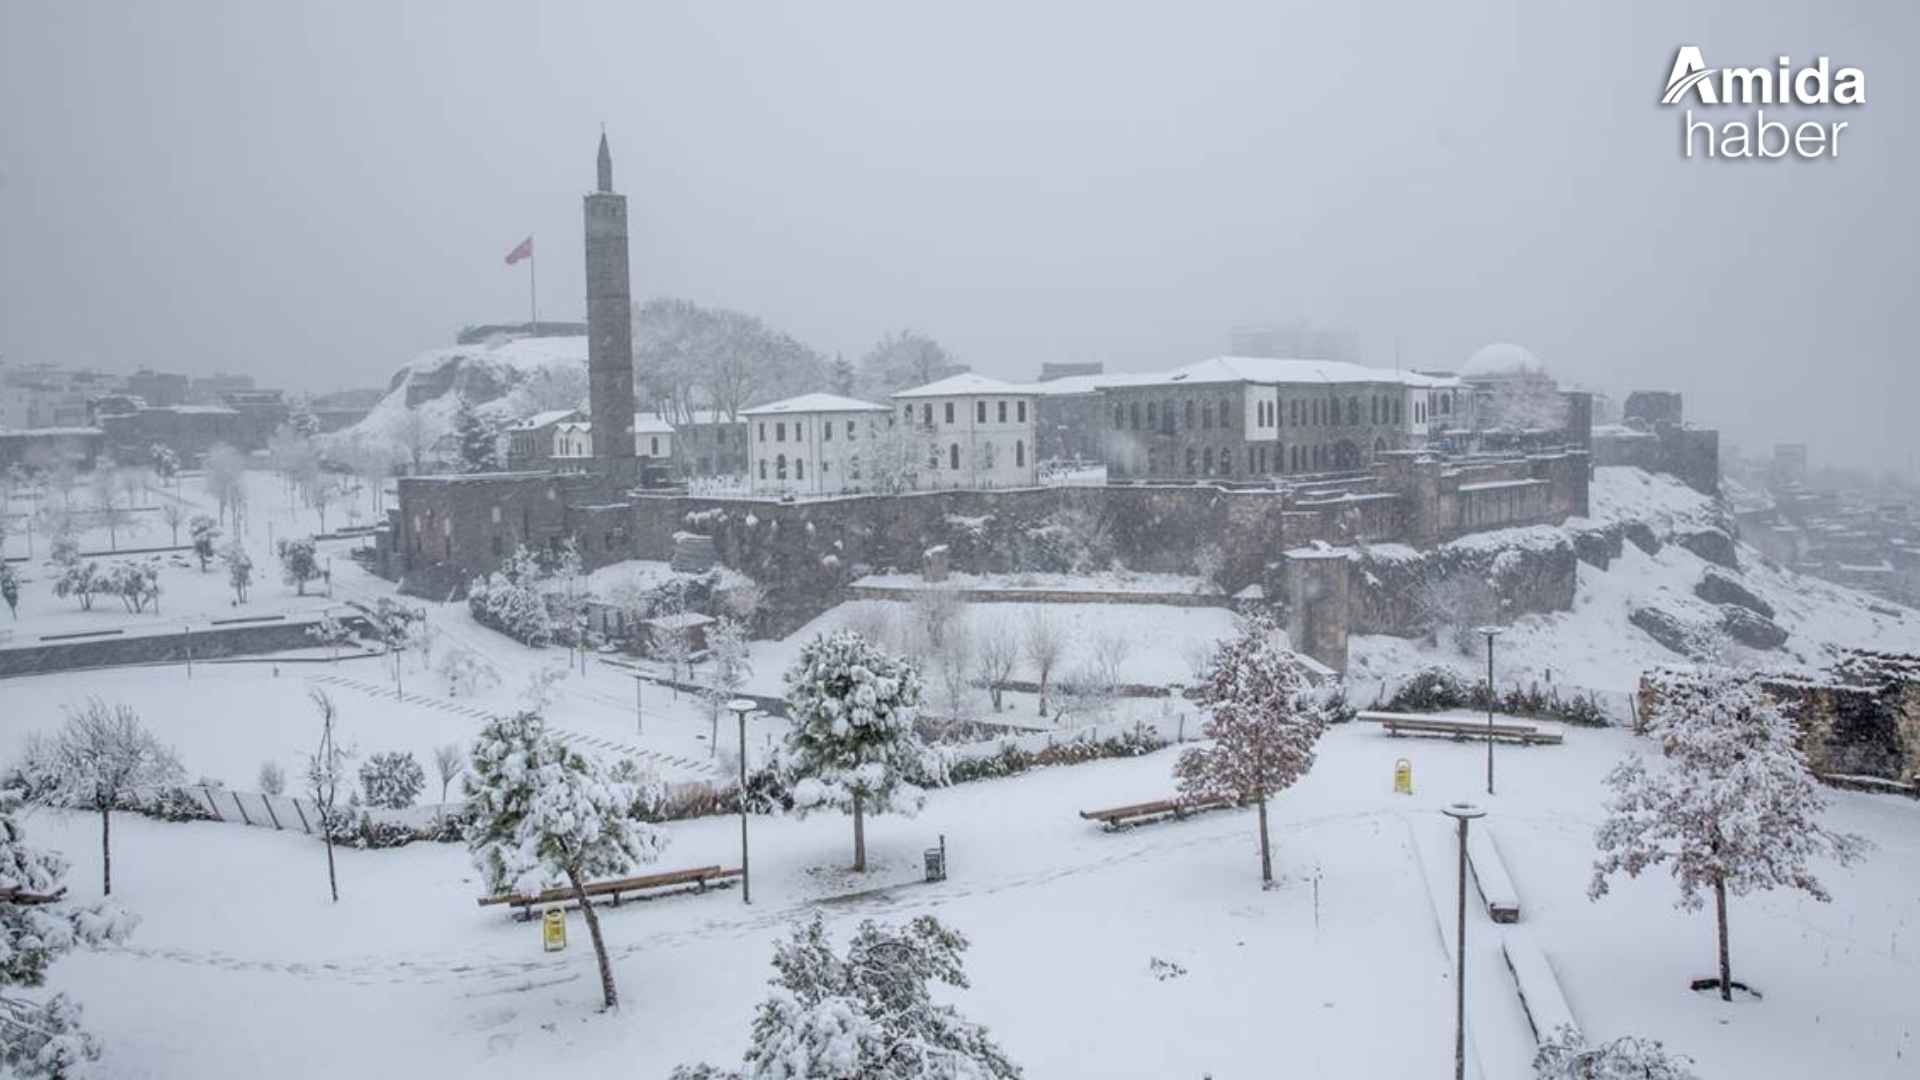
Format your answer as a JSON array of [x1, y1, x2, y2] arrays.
[[28, 721, 1917, 1079], [853, 568, 1215, 596]]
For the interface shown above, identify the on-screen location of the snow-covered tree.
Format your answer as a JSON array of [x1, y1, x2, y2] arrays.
[[858, 329, 961, 397], [52, 562, 100, 612], [1023, 608, 1065, 720], [256, 761, 286, 796], [158, 499, 187, 547], [829, 353, 856, 397], [453, 396, 501, 473], [0, 562, 16, 621], [220, 540, 252, 603], [276, 538, 320, 596], [0, 787, 138, 1079], [463, 712, 667, 1010], [102, 562, 160, 614], [19, 699, 182, 896], [305, 689, 352, 903], [670, 913, 1021, 1080], [976, 618, 1018, 712], [358, 752, 425, 810], [1532, 1025, 1697, 1079], [782, 630, 939, 873], [148, 444, 179, 481], [1173, 619, 1326, 885], [438, 646, 499, 697], [366, 599, 422, 696], [701, 618, 753, 756], [188, 515, 219, 571], [1589, 670, 1868, 1000], [202, 443, 248, 527], [866, 420, 927, 496], [432, 743, 466, 805]]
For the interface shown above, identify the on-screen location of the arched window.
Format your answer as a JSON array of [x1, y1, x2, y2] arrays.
[[1442, 393, 1452, 414], [795, 459, 805, 480], [1185, 400, 1196, 428], [1395, 399, 1404, 424], [1201, 403, 1213, 430], [950, 443, 960, 470], [1163, 400, 1174, 433], [1113, 404, 1125, 429], [1146, 402, 1157, 428], [776, 454, 788, 480], [1015, 440, 1025, 467], [1130, 402, 1141, 430], [1220, 399, 1232, 428], [1202, 447, 1214, 474], [758, 459, 766, 479], [1348, 398, 1360, 426], [1185, 448, 1197, 475]]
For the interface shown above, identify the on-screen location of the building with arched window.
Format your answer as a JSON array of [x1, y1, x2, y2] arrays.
[[743, 393, 893, 497], [889, 373, 1040, 490]]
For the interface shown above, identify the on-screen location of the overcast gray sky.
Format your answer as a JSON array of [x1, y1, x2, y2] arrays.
[[2, 1, 1913, 469]]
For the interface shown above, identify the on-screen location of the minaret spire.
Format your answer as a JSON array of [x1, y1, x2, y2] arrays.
[[596, 127, 613, 193]]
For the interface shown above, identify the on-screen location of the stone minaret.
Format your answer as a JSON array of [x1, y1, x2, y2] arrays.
[[584, 130, 637, 484]]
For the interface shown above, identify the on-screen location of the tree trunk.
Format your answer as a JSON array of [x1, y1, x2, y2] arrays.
[[1257, 794, 1272, 885], [101, 805, 112, 896], [569, 866, 619, 1010], [323, 815, 340, 902], [1714, 875, 1731, 1002], [853, 791, 867, 873], [1037, 676, 1049, 719]]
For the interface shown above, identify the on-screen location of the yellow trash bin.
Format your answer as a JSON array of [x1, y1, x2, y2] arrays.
[[542, 907, 567, 952], [1393, 758, 1413, 795]]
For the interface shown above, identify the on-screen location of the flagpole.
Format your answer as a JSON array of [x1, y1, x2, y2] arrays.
[[528, 237, 538, 333]]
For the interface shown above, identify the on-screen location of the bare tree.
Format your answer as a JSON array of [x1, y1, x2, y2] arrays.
[[1024, 608, 1066, 719], [976, 617, 1019, 712], [432, 743, 466, 806], [21, 698, 183, 895], [305, 688, 352, 902], [159, 499, 187, 546], [909, 586, 966, 656], [929, 614, 976, 725]]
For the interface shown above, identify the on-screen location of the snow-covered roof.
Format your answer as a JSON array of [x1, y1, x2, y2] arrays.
[[506, 408, 579, 431], [892, 373, 1034, 399], [1100, 356, 1463, 391], [1006, 373, 1127, 397], [741, 393, 889, 416], [633, 413, 675, 434]]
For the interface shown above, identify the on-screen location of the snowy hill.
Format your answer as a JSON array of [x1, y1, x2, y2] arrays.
[[328, 335, 588, 454], [1352, 466, 1919, 694]]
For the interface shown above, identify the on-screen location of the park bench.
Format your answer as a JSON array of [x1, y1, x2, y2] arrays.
[[1078, 794, 1239, 830], [1358, 711, 1562, 746], [478, 864, 742, 920]]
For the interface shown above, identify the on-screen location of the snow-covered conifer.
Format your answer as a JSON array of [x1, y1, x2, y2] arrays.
[[670, 913, 1021, 1080], [1173, 617, 1326, 885], [463, 712, 666, 1010], [1589, 670, 1867, 1000], [19, 699, 182, 896], [0, 787, 138, 1079], [782, 630, 941, 872]]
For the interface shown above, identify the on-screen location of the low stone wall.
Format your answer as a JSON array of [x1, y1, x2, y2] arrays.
[[0, 615, 369, 679], [842, 584, 1229, 608]]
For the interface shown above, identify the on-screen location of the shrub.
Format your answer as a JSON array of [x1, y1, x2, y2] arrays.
[[358, 751, 425, 809], [467, 571, 552, 646], [948, 723, 1165, 784], [326, 812, 419, 850]]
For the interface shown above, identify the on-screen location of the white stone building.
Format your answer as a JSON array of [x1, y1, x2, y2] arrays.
[[890, 373, 1039, 490], [743, 393, 892, 497], [551, 413, 676, 471]]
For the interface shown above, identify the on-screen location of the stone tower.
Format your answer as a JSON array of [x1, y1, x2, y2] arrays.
[[584, 131, 637, 485]]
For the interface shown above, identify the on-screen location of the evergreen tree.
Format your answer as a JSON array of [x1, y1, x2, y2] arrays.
[[671, 914, 1021, 1080], [453, 397, 500, 473], [782, 630, 941, 872], [276, 537, 320, 596], [829, 353, 856, 397], [463, 712, 666, 1010], [1590, 670, 1867, 1000], [0, 787, 138, 1078]]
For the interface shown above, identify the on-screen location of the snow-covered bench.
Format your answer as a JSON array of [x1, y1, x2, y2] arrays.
[[478, 865, 742, 920], [1359, 711, 1563, 746], [1078, 794, 1239, 830], [1501, 925, 1579, 1043], [1467, 825, 1520, 923]]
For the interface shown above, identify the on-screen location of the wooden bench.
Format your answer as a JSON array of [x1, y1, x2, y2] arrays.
[[1078, 794, 1239, 830], [1361, 711, 1563, 746], [478, 865, 742, 920]]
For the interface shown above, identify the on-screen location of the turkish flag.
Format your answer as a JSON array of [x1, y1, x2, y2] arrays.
[[504, 235, 533, 265]]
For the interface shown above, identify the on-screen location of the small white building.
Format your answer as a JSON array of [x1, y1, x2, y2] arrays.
[[891, 373, 1039, 490], [743, 393, 892, 497], [551, 413, 676, 471]]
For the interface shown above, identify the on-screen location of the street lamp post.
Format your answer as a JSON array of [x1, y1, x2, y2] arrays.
[[1475, 627, 1504, 796], [727, 698, 757, 905], [1443, 802, 1486, 1080], [633, 674, 650, 737]]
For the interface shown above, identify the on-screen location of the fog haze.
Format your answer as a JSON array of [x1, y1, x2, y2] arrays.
[[2, 0, 1913, 468]]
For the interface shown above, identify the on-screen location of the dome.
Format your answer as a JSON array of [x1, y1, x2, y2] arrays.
[[1461, 342, 1543, 378]]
